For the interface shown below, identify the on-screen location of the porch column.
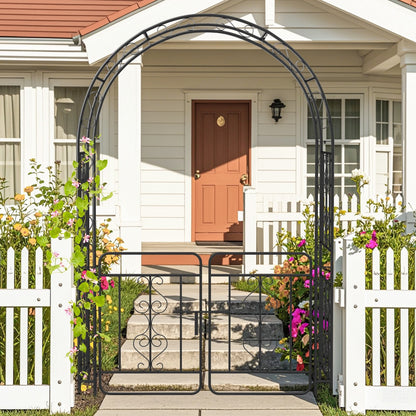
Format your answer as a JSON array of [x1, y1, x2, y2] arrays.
[[118, 56, 142, 273], [399, 41, 416, 232]]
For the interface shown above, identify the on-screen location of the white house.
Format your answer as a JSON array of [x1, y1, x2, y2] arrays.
[[1, 0, 416, 260]]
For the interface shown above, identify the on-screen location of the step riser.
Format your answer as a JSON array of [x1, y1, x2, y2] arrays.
[[126, 322, 282, 340], [120, 350, 283, 371]]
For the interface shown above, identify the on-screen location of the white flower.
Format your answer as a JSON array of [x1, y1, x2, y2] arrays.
[[298, 300, 310, 310]]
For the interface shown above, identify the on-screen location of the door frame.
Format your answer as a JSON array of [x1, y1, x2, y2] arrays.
[[184, 91, 259, 242], [191, 99, 252, 242]]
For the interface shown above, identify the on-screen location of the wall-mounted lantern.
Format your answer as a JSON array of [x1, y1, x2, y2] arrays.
[[270, 99, 286, 122]]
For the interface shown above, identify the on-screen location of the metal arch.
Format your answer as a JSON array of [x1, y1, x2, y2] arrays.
[[76, 13, 334, 392]]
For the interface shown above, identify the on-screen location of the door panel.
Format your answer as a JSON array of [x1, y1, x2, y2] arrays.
[[193, 102, 250, 241]]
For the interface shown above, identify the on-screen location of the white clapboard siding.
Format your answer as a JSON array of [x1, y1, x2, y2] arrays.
[[243, 187, 403, 273], [0, 239, 75, 413], [336, 239, 416, 414]]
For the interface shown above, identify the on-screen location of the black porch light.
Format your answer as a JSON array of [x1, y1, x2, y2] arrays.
[[270, 98, 286, 122]]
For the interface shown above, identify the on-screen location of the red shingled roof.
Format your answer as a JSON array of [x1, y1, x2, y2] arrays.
[[0, 0, 414, 39], [0, 0, 157, 39]]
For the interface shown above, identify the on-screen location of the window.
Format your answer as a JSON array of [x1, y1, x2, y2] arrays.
[[0, 85, 21, 201], [306, 97, 361, 198], [375, 99, 402, 197], [54, 86, 98, 183]]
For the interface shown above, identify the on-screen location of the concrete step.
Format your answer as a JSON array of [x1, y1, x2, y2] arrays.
[[96, 391, 322, 416], [120, 339, 201, 370], [120, 339, 287, 371], [126, 313, 282, 340], [109, 372, 308, 392]]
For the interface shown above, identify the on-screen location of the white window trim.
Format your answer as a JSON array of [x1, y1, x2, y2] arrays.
[[0, 74, 33, 197], [44, 73, 115, 215]]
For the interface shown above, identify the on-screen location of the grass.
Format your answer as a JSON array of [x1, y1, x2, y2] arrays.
[[0, 407, 98, 416], [317, 384, 416, 416], [99, 277, 147, 371], [232, 275, 274, 293]]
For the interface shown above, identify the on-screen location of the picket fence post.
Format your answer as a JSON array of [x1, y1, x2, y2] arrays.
[[343, 235, 366, 414], [49, 237, 75, 414], [243, 186, 257, 273]]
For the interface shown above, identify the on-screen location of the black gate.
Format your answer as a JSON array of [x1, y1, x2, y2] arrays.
[[76, 13, 334, 394]]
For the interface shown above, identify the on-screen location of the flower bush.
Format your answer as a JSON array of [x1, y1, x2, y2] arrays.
[[0, 138, 127, 384]]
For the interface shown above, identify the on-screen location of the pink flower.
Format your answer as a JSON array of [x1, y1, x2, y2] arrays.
[[100, 276, 109, 291], [65, 307, 72, 316], [83, 234, 90, 243], [51, 210, 59, 217], [298, 239, 306, 248], [53, 199, 59, 204], [109, 279, 115, 288], [87, 176, 93, 183], [69, 346, 78, 355], [53, 251, 59, 258], [67, 218, 75, 227], [366, 230, 378, 249], [72, 180, 80, 188], [360, 231, 366, 235], [81, 136, 91, 144]]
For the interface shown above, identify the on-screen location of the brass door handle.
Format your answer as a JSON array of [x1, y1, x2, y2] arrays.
[[240, 173, 248, 185], [194, 170, 201, 180]]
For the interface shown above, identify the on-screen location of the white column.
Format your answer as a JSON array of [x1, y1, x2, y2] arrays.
[[399, 41, 416, 232], [243, 187, 257, 273], [118, 56, 142, 273]]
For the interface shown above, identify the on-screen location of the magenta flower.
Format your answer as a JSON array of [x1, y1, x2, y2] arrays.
[[288, 257, 294, 262], [360, 231, 366, 235], [51, 210, 59, 217], [72, 180, 80, 188], [109, 279, 115, 288], [299, 323, 309, 334], [83, 234, 90, 243], [366, 230, 378, 249], [100, 276, 109, 291], [81, 136, 91, 144], [298, 239, 306, 248], [304, 280, 310, 288], [81, 270, 87, 280]]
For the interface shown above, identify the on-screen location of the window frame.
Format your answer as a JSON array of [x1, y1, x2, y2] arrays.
[[304, 93, 364, 199], [46, 74, 113, 214], [374, 94, 402, 197]]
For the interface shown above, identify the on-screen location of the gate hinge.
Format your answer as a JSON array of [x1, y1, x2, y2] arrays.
[[334, 287, 345, 308], [338, 374, 345, 408]]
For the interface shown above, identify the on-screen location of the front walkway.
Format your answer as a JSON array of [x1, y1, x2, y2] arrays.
[[95, 390, 322, 415]]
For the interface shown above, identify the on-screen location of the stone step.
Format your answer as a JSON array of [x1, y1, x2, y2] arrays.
[[108, 372, 308, 392], [126, 313, 282, 340], [120, 340, 286, 371], [133, 295, 272, 315]]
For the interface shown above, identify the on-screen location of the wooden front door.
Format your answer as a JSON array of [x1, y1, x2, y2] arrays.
[[192, 101, 250, 241]]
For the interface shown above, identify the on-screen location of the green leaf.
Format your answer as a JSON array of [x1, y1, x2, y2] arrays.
[[73, 305, 81, 316], [84, 301, 91, 310], [50, 227, 61, 238], [64, 231, 71, 239], [63, 211, 72, 222], [71, 250, 85, 268], [94, 295, 106, 307], [71, 365, 77, 374], [97, 159, 108, 171], [93, 284, 100, 293], [36, 236, 49, 247], [78, 282, 90, 293], [101, 192, 113, 201], [79, 343, 87, 353], [72, 161, 79, 169], [64, 181, 76, 196]]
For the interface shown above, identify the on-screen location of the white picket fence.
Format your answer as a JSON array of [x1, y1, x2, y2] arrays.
[[243, 186, 404, 273], [334, 235, 416, 414], [0, 238, 75, 413]]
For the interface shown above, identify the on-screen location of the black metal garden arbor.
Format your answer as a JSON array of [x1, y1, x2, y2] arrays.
[[76, 13, 335, 394]]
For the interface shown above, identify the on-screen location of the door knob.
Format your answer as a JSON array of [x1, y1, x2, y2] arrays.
[[240, 173, 249, 185], [194, 170, 201, 180]]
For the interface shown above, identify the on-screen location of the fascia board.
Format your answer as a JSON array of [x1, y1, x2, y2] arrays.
[[314, 0, 416, 43], [82, 0, 229, 64]]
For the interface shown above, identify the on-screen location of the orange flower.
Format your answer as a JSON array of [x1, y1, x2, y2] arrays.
[[14, 194, 25, 201], [34, 212, 42, 218], [24, 186, 34, 194], [30, 219, 37, 225], [102, 238, 109, 244], [21, 228, 30, 237], [116, 237, 124, 243], [28, 238, 36, 246], [6, 215, 12, 221], [103, 228, 110, 235], [13, 223, 23, 231]]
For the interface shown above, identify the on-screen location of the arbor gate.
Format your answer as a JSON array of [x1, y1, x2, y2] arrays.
[[76, 14, 335, 395]]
